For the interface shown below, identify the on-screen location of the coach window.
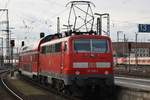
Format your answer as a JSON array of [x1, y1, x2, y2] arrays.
[[55, 43, 61, 52]]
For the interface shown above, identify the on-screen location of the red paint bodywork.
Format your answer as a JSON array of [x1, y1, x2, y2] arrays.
[[19, 35, 113, 80]]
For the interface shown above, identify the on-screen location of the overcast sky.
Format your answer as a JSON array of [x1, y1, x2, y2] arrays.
[[0, 0, 150, 46]]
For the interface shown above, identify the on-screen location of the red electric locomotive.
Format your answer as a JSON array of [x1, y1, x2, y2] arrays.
[[18, 32, 114, 95], [18, 1, 114, 97]]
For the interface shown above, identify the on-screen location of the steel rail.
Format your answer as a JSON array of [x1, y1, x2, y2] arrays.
[[1, 79, 23, 100]]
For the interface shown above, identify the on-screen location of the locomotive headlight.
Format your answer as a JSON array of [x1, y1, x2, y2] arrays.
[[73, 62, 88, 68], [96, 62, 111, 68], [75, 71, 80, 75], [104, 71, 109, 75]]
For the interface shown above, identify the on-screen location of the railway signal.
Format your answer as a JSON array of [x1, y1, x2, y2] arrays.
[[10, 40, 15, 77], [10, 40, 15, 47], [21, 41, 25, 47], [40, 32, 45, 38]]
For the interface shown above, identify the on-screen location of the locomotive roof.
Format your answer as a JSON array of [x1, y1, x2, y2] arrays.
[[20, 34, 110, 53], [41, 34, 111, 47], [41, 36, 70, 47], [20, 34, 63, 53], [20, 39, 42, 53]]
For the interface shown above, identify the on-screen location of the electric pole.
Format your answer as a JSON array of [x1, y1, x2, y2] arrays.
[[135, 33, 138, 69], [116, 31, 123, 65], [95, 13, 110, 36], [57, 17, 60, 33], [0, 9, 10, 63]]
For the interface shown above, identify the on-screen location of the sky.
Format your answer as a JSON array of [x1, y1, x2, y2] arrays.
[[0, 0, 150, 47]]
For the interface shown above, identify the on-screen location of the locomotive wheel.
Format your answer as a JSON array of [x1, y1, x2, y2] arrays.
[[32, 75, 38, 81], [51, 79, 59, 91], [43, 76, 48, 85], [39, 75, 43, 84], [52, 79, 72, 95], [52, 78, 57, 88], [62, 85, 72, 95], [57, 81, 64, 92], [55, 80, 65, 93]]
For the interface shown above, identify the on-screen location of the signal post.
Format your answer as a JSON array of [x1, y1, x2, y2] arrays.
[[10, 40, 15, 77]]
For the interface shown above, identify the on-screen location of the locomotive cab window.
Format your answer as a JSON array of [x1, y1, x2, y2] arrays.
[[74, 39, 108, 53], [92, 39, 107, 53], [74, 39, 90, 52]]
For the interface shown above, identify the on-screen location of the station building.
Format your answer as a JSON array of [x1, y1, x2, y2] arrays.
[[112, 42, 150, 57]]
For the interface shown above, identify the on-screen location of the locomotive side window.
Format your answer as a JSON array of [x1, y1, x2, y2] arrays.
[[74, 39, 108, 53], [41, 42, 62, 54], [51, 45, 55, 53], [49, 45, 53, 53], [55, 43, 61, 52], [47, 45, 51, 53]]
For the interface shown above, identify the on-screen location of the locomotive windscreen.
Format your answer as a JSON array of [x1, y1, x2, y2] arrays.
[[74, 39, 108, 53]]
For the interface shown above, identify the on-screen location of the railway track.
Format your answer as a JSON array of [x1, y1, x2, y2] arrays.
[[18, 74, 82, 100], [0, 69, 114, 100], [1, 79, 23, 100], [0, 69, 10, 74], [0, 69, 24, 100], [115, 76, 150, 91], [4, 70, 96, 100], [18, 73, 111, 100]]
